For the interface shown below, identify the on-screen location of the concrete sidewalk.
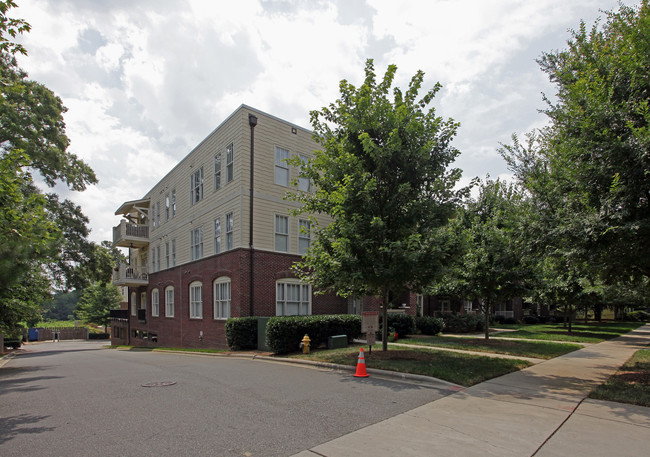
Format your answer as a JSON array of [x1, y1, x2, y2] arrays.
[[292, 324, 650, 457]]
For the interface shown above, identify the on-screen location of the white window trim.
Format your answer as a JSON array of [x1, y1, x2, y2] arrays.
[[191, 167, 204, 205], [275, 146, 289, 186], [298, 154, 310, 192], [131, 292, 137, 316], [151, 289, 159, 317], [226, 213, 233, 251], [165, 286, 175, 318], [275, 215, 289, 252], [298, 219, 310, 255], [276, 279, 312, 316], [214, 153, 222, 190], [226, 143, 234, 183], [191, 227, 203, 261], [213, 277, 231, 320], [189, 281, 203, 319], [140, 291, 146, 310]]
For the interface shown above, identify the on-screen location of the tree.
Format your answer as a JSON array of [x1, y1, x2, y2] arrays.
[[289, 60, 465, 350], [532, 2, 650, 280], [433, 179, 530, 339], [0, 1, 97, 334], [75, 282, 122, 328]]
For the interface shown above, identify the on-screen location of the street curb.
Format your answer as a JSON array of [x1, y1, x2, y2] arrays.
[[0, 351, 16, 368]]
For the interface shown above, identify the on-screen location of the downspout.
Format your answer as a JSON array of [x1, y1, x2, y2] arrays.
[[248, 114, 258, 317]]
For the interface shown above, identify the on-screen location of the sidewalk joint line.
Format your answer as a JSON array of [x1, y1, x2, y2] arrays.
[[530, 397, 586, 457]]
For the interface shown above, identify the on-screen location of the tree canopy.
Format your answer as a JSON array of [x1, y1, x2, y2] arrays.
[[289, 59, 465, 349]]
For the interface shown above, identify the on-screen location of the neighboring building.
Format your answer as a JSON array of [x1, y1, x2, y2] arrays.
[[110, 105, 380, 349], [420, 296, 524, 320]]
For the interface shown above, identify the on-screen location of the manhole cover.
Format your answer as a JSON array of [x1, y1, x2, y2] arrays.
[[141, 381, 177, 387]]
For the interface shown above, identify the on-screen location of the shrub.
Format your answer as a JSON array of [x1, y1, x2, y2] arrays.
[[225, 317, 258, 350], [523, 315, 539, 324], [504, 317, 518, 325], [379, 313, 415, 337], [266, 314, 362, 354], [443, 314, 485, 333], [415, 316, 445, 335], [625, 310, 650, 322], [492, 314, 506, 325]]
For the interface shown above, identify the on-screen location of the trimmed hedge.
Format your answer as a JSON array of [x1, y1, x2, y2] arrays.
[[625, 310, 650, 322], [225, 317, 258, 350], [266, 314, 362, 354], [442, 314, 485, 333], [88, 332, 110, 340], [379, 313, 416, 337], [415, 316, 445, 335]]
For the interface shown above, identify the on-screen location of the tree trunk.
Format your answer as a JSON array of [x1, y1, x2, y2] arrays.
[[381, 289, 390, 352], [484, 298, 490, 340], [584, 304, 589, 324]]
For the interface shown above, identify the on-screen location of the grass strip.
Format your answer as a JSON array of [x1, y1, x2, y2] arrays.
[[398, 336, 581, 359], [492, 322, 643, 343], [589, 348, 650, 407], [291, 345, 532, 387]]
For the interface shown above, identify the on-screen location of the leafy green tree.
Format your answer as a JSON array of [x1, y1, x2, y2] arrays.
[[289, 60, 465, 350], [76, 282, 122, 328], [433, 179, 531, 339], [42, 290, 82, 321]]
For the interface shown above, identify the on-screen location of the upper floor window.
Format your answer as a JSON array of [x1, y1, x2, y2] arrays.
[[171, 239, 176, 266], [151, 247, 156, 273], [156, 201, 161, 227], [226, 143, 234, 183], [189, 281, 202, 319], [165, 194, 170, 221], [165, 242, 170, 269], [140, 291, 146, 310], [214, 218, 221, 254], [276, 280, 311, 316], [226, 213, 234, 250], [165, 286, 175, 318], [190, 167, 203, 205], [275, 146, 289, 186], [213, 277, 231, 319], [275, 215, 289, 252], [298, 154, 310, 192], [156, 246, 161, 272], [171, 189, 176, 217], [131, 292, 137, 316], [214, 153, 222, 190], [151, 289, 159, 317], [299, 219, 310, 255], [190, 227, 203, 261]]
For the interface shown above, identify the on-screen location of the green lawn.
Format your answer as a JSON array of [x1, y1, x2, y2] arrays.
[[291, 345, 532, 387], [491, 322, 643, 343], [398, 336, 581, 359], [589, 348, 650, 407]]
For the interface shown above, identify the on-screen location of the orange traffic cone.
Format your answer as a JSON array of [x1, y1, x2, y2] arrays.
[[353, 347, 369, 377]]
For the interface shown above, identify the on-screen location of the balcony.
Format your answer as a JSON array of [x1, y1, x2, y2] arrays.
[[112, 263, 149, 287], [113, 220, 149, 248]]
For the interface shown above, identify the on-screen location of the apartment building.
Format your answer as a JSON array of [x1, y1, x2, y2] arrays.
[[110, 105, 350, 349]]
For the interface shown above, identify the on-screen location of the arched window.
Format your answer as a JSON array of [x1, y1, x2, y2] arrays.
[[165, 286, 175, 318], [151, 288, 159, 317], [189, 281, 203, 319], [213, 277, 231, 319], [276, 279, 311, 316], [131, 292, 137, 316]]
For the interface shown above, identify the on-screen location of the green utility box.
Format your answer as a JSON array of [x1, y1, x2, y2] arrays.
[[328, 334, 348, 350]]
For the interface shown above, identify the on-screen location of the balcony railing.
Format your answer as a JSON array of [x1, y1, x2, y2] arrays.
[[112, 263, 149, 287], [113, 220, 149, 248]]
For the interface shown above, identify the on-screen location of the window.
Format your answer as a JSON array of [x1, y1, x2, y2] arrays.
[[165, 242, 170, 269], [298, 154, 310, 192], [463, 299, 473, 313], [275, 146, 289, 186], [190, 167, 203, 205], [275, 215, 289, 252], [156, 245, 161, 272], [171, 239, 176, 266], [213, 277, 231, 319], [165, 194, 170, 221], [189, 282, 202, 319], [140, 291, 146, 309], [214, 153, 222, 190], [151, 247, 156, 273], [151, 289, 159, 317], [226, 213, 233, 250], [191, 227, 203, 260], [298, 219, 310, 255], [214, 218, 221, 254], [165, 286, 174, 317], [276, 280, 311, 316], [440, 299, 451, 313], [171, 189, 176, 217], [226, 143, 234, 183], [156, 201, 161, 227], [131, 292, 137, 316]]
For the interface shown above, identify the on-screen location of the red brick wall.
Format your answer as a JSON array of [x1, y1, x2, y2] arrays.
[[126, 248, 347, 350]]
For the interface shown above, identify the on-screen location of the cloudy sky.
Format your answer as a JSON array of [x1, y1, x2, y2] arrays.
[[14, 0, 638, 243]]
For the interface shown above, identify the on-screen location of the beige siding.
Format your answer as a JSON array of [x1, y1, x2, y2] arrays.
[[115, 105, 332, 271]]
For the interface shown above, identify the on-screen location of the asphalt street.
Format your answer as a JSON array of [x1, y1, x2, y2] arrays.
[[0, 341, 454, 456]]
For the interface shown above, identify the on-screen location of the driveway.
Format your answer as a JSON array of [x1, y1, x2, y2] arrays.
[[0, 341, 455, 456]]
